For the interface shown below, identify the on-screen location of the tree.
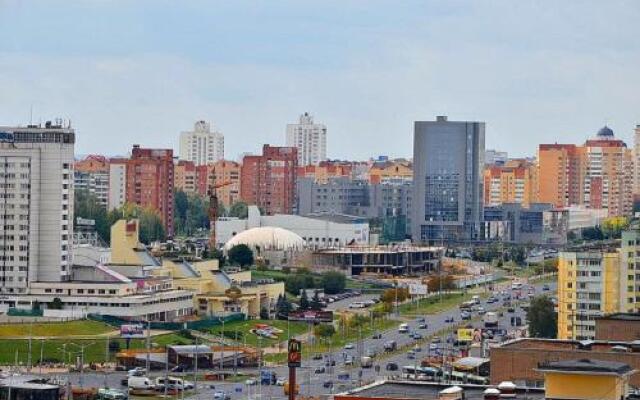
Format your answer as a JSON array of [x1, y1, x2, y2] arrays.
[[601, 216, 629, 239], [314, 324, 336, 339], [427, 275, 456, 293], [49, 298, 64, 310], [321, 271, 346, 294], [310, 290, 323, 311], [260, 307, 270, 320], [229, 201, 249, 219], [74, 189, 111, 243], [173, 190, 210, 237], [582, 226, 604, 241], [276, 294, 293, 319], [380, 287, 410, 305], [527, 295, 557, 338], [138, 206, 166, 243], [299, 290, 310, 311], [227, 244, 254, 267], [285, 271, 316, 295]]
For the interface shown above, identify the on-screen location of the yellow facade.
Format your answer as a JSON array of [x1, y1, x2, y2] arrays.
[[544, 372, 627, 400], [110, 219, 147, 265], [368, 161, 412, 184], [558, 251, 622, 340], [484, 159, 538, 206]]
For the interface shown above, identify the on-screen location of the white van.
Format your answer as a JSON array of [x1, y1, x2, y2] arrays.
[[128, 376, 155, 391], [155, 376, 194, 391], [398, 323, 409, 333]]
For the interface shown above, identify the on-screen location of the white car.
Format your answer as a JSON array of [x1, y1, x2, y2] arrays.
[[213, 391, 231, 400], [245, 378, 257, 386], [275, 378, 286, 386], [344, 343, 355, 350]]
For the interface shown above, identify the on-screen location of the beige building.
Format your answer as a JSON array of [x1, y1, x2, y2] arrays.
[[483, 159, 538, 206]]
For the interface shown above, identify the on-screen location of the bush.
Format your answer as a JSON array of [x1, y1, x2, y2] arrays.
[[228, 244, 254, 267], [321, 271, 346, 294]]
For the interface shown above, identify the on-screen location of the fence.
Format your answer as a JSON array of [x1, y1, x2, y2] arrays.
[[88, 313, 245, 331]]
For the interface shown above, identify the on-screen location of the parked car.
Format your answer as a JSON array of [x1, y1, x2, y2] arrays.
[[445, 316, 455, 323], [461, 311, 471, 320], [344, 343, 355, 350], [418, 323, 428, 329], [323, 381, 333, 389], [213, 391, 231, 400], [385, 362, 398, 371], [245, 379, 257, 386], [372, 333, 383, 339], [314, 367, 326, 374]]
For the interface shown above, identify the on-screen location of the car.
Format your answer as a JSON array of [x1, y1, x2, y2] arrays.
[[416, 317, 426, 323], [323, 381, 333, 388], [543, 284, 550, 291], [344, 343, 355, 350], [127, 367, 145, 377], [213, 391, 231, 400], [245, 379, 257, 386], [432, 337, 442, 343], [325, 360, 336, 367], [460, 311, 471, 320], [407, 352, 416, 360], [418, 323, 428, 329], [477, 307, 486, 315], [507, 307, 515, 313], [276, 378, 286, 386], [412, 333, 423, 340], [414, 346, 422, 352], [385, 362, 398, 371], [171, 365, 186, 373], [445, 316, 454, 323], [314, 367, 326, 374], [429, 343, 438, 351], [312, 354, 323, 360], [372, 333, 383, 339]]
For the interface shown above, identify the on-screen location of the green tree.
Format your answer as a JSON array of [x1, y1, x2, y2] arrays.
[[138, 206, 166, 244], [260, 307, 270, 320], [314, 324, 336, 339], [527, 295, 557, 338], [173, 190, 210, 237], [229, 201, 249, 218], [276, 294, 293, 319], [299, 290, 310, 311], [601, 216, 629, 239], [321, 271, 346, 294], [74, 189, 111, 243], [49, 298, 64, 310], [310, 290, 323, 311], [227, 244, 254, 267]]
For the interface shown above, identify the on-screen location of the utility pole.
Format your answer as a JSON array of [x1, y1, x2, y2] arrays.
[[145, 318, 151, 374]]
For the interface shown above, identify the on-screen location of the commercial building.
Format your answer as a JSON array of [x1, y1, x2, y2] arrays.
[[74, 155, 110, 207], [0, 122, 75, 292], [123, 145, 175, 236], [412, 116, 485, 243], [483, 159, 538, 207], [286, 112, 326, 166], [312, 245, 443, 276], [483, 203, 568, 245], [538, 126, 634, 217], [240, 145, 297, 215], [178, 120, 224, 166], [216, 205, 369, 248], [557, 249, 623, 340], [566, 205, 608, 232], [491, 337, 640, 389]]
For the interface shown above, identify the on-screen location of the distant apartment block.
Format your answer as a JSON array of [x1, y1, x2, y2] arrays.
[[108, 159, 127, 210], [74, 155, 110, 207], [0, 122, 75, 291], [538, 126, 633, 217], [179, 120, 224, 166], [634, 124, 640, 195], [297, 161, 355, 184], [286, 112, 326, 166], [241, 145, 297, 215], [485, 149, 508, 165], [368, 159, 413, 184], [174, 160, 198, 194], [199, 160, 241, 207], [412, 116, 485, 243], [483, 159, 538, 206]]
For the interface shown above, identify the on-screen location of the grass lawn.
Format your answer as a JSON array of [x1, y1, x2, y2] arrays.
[[0, 333, 194, 365], [250, 270, 289, 281], [208, 319, 309, 348], [0, 320, 114, 337]]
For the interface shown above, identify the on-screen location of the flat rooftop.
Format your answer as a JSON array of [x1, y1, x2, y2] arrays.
[[597, 313, 640, 321], [335, 380, 545, 400]]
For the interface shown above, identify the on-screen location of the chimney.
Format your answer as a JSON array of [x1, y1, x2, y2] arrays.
[[436, 115, 448, 122]]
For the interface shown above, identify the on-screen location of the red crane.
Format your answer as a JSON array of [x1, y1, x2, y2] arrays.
[[208, 180, 233, 248]]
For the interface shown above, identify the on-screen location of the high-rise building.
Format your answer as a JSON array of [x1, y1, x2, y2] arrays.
[[74, 155, 110, 207], [483, 159, 538, 206], [411, 116, 485, 243], [241, 145, 297, 215], [286, 112, 327, 166], [197, 160, 241, 207], [174, 160, 197, 194], [0, 122, 75, 292], [108, 158, 127, 210], [179, 120, 224, 166], [634, 125, 640, 195], [124, 146, 175, 236], [620, 224, 640, 314], [557, 249, 622, 340], [538, 126, 633, 217]]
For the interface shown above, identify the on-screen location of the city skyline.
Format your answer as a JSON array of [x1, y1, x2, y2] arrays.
[[1, 1, 639, 160]]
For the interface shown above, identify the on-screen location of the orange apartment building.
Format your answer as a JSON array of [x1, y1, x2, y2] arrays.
[[195, 160, 241, 207], [174, 160, 198, 194], [538, 126, 633, 217], [124, 145, 175, 236], [240, 145, 297, 215], [483, 159, 538, 206], [296, 161, 353, 183], [368, 160, 413, 184]]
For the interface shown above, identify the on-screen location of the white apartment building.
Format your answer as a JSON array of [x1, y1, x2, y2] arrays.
[[286, 112, 327, 166], [179, 120, 224, 166], [108, 160, 127, 210], [0, 123, 75, 293]]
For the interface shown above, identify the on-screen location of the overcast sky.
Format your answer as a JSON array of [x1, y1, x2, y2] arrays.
[[1, 1, 639, 160]]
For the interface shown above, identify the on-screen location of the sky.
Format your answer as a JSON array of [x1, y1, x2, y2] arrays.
[[0, 0, 639, 160]]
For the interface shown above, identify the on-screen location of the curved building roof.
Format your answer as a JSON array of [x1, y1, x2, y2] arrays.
[[596, 125, 614, 138], [223, 226, 305, 252]]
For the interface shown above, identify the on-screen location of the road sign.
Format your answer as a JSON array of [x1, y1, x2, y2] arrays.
[[288, 339, 302, 367]]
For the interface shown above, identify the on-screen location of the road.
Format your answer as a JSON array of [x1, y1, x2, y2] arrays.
[[63, 279, 556, 399]]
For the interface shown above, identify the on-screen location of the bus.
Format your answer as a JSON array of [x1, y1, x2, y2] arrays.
[[402, 366, 441, 381]]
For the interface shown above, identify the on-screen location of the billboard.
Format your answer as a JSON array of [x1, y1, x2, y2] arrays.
[[408, 283, 428, 296], [287, 310, 334, 323], [120, 324, 145, 339], [288, 339, 302, 367], [457, 328, 482, 342]]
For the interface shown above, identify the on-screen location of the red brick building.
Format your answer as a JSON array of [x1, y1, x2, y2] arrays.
[[240, 145, 297, 215], [595, 313, 640, 341], [125, 145, 175, 236]]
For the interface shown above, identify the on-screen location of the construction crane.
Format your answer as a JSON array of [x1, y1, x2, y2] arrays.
[[208, 180, 233, 249]]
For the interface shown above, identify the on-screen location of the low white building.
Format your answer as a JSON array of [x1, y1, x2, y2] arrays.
[[566, 205, 608, 231], [216, 206, 369, 249]]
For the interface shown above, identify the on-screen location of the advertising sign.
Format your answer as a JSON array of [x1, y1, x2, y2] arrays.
[[408, 283, 428, 296], [288, 339, 302, 368], [287, 310, 334, 323], [120, 324, 145, 339], [457, 328, 474, 342]]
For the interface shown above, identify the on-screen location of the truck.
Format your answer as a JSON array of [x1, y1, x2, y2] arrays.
[[360, 356, 373, 368], [384, 340, 397, 352], [483, 312, 499, 327], [127, 376, 155, 396]]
